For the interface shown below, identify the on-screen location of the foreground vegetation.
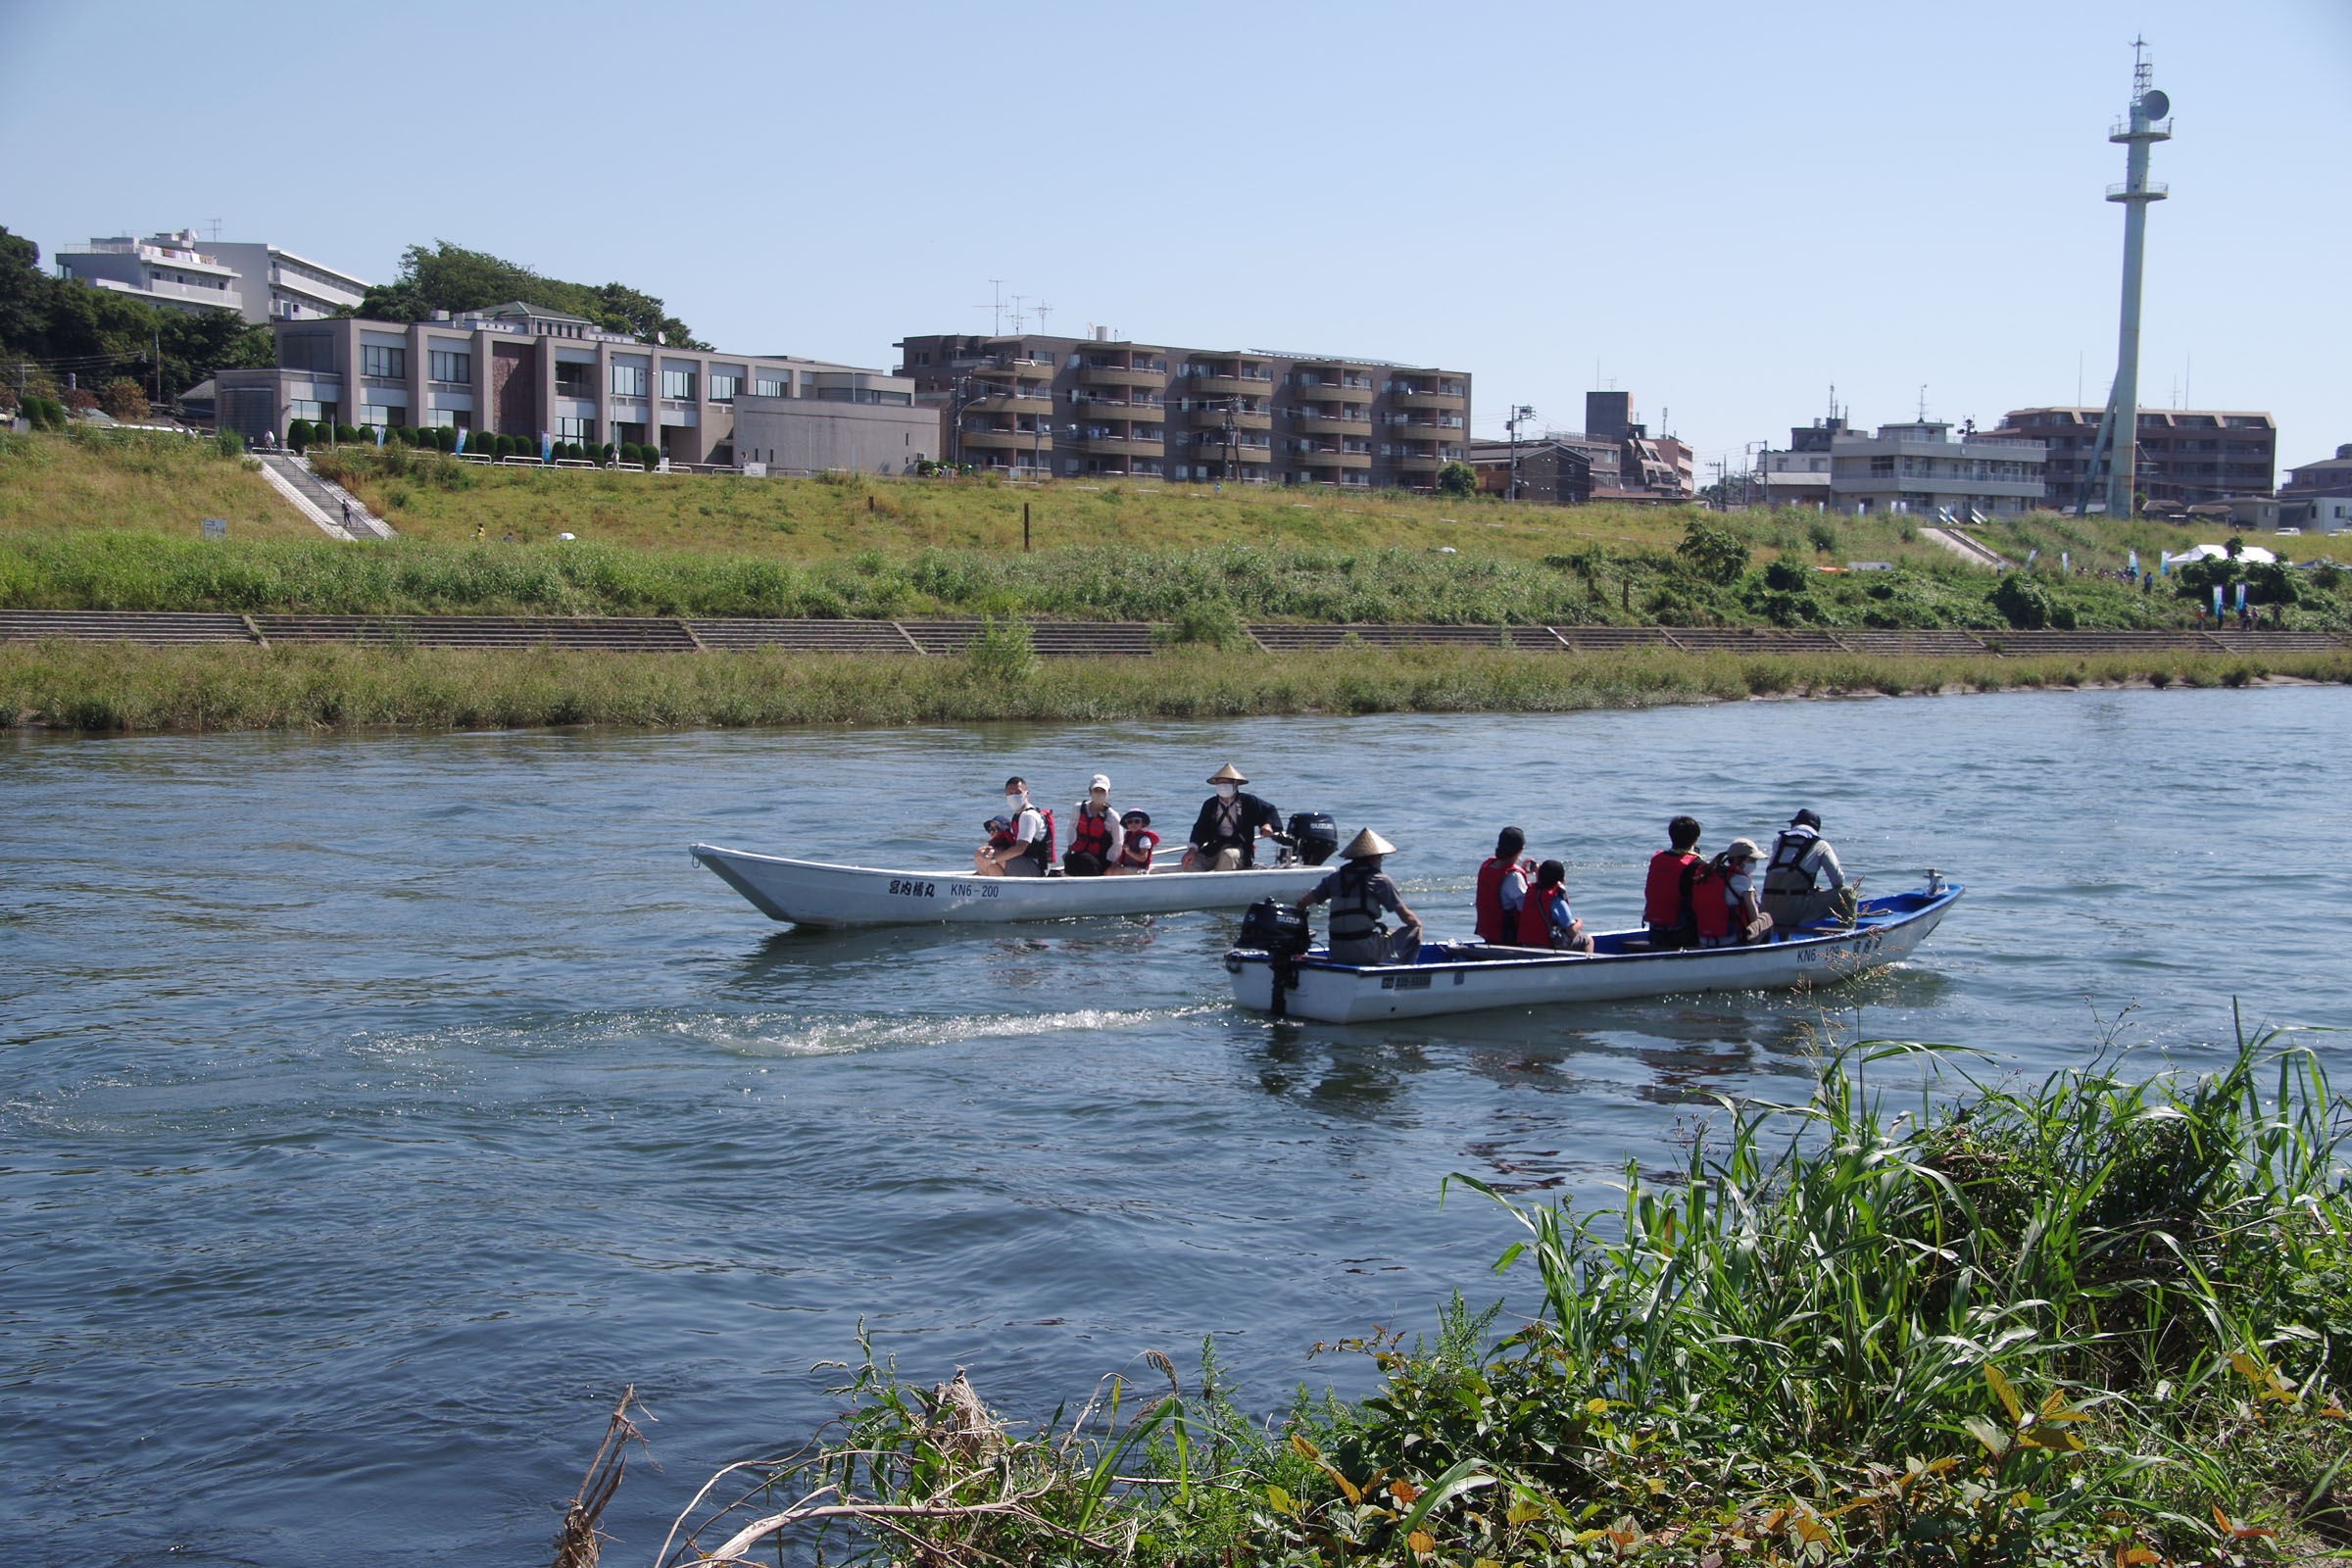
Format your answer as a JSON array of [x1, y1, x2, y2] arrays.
[[650, 1032, 2352, 1567], [4, 639, 2345, 734]]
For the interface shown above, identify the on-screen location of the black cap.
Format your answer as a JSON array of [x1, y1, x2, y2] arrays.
[[1790, 808, 1822, 829]]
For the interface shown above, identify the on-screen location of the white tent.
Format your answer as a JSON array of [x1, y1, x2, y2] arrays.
[[2163, 543, 2277, 567]]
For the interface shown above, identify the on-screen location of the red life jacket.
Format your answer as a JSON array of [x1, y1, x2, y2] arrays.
[[1518, 883, 1563, 948], [1644, 850, 1703, 928], [1034, 807, 1055, 863], [1690, 862, 1735, 941], [1475, 857, 1528, 945], [1116, 828, 1159, 868], [987, 828, 1017, 853], [1070, 805, 1113, 858]]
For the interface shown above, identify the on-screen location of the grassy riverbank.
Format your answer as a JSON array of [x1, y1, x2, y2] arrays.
[[5, 639, 2346, 733], [8, 431, 2346, 631], [655, 1033, 2352, 1567]]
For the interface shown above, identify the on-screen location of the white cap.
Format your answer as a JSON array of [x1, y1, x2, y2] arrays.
[[1089, 774, 1111, 792]]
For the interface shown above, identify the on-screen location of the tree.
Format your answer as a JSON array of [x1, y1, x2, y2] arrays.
[[100, 378, 148, 420], [1675, 519, 1750, 585], [1436, 461, 1476, 498], [348, 240, 709, 347]]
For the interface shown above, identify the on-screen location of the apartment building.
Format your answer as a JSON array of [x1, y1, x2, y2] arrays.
[[1828, 420, 2048, 517], [894, 329, 1470, 487], [54, 230, 369, 322], [55, 230, 246, 316], [2279, 444, 2352, 534], [215, 303, 931, 471], [1990, 406, 2277, 509], [207, 242, 369, 322]]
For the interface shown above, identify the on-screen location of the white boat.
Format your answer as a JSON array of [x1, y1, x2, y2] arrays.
[[1224, 883, 1963, 1022], [692, 843, 1331, 928]]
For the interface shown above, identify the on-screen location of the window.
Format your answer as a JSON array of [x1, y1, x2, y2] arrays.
[[555, 363, 595, 398], [361, 345, 406, 379], [359, 405, 398, 428], [662, 368, 696, 400], [708, 374, 740, 404], [277, 333, 333, 372], [1870, 455, 1895, 477], [753, 376, 788, 399], [612, 365, 649, 398], [429, 350, 472, 383], [556, 416, 595, 442]]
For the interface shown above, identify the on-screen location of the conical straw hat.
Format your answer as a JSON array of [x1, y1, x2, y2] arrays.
[[1339, 827, 1396, 859], [1207, 763, 1248, 783]]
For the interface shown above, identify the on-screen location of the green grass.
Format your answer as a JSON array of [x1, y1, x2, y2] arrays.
[[0, 426, 312, 540], [4, 640, 2344, 734], [8, 431, 2345, 632], [656, 1028, 2352, 1568]]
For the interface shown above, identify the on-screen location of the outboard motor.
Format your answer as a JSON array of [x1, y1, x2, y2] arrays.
[[1237, 897, 1312, 1019], [1285, 812, 1340, 866]]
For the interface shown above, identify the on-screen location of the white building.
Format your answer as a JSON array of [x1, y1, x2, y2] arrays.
[[206, 242, 368, 322], [55, 230, 243, 316], [54, 230, 368, 323], [1828, 419, 2048, 518]]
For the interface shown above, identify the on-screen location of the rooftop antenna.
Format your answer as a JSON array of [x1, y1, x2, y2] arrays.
[[1918, 384, 1930, 420], [206, 218, 222, 242], [2082, 37, 2172, 516], [1827, 383, 1838, 426], [1007, 293, 1027, 334], [980, 278, 1005, 335], [1033, 300, 1053, 335]]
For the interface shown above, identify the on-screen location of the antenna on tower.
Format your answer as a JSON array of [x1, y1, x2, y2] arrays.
[[1033, 301, 1053, 334], [206, 218, 222, 242], [978, 279, 1005, 335], [1008, 294, 1027, 334], [2081, 39, 2173, 517], [1918, 384, 1930, 420], [1826, 383, 1837, 426]]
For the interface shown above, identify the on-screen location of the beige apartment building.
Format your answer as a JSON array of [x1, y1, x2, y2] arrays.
[[895, 330, 1470, 488], [217, 302, 932, 471]]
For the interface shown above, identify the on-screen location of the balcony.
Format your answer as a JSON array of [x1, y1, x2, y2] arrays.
[[1389, 453, 1444, 472], [1293, 449, 1373, 469], [970, 391, 1054, 415], [1389, 390, 1466, 412], [1082, 435, 1165, 458], [1295, 413, 1372, 436], [1190, 372, 1274, 395], [1072, 398, 1165, 420], [962, 428, 1052, 451], [1080, 364, 1168, 389], [1190, 407, 1273, 430]]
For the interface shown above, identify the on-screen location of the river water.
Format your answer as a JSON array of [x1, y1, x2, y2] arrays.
[[3, 687, 2345, 1565]]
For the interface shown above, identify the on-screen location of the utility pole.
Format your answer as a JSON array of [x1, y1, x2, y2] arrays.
[[2084, 40, 2172, 517], [1504, 404, 1535, 502]]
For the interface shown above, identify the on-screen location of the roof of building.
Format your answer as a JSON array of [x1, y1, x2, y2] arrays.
[[481, 300, 595, 324]]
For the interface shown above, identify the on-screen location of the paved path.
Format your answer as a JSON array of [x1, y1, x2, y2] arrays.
[[255, 453, 396, 541], [2, 612, 2340, 658]]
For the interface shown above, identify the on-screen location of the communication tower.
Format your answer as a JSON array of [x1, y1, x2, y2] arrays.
[[2082, 40, 2173, 517]]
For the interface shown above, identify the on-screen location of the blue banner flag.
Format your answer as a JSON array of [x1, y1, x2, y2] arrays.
[[453, 427, 466, 455], [2236, 582, 2247, 612], [2061, 551, 2070, 573], [2214, 586, 2225, 613], [2129, 549, 2139, 575], [2025, 547, 2039, 568], [540, 431, 553, 463]]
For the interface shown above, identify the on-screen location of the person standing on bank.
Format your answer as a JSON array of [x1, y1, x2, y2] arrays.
[[1474, 826, 1536, 946], [1063, 774, 1124, 877], [1642, 815, 1706, 950], [974, 776, 1053, 876], [1184, 763, 1280, 871], [1298, 829, 1423, 965], [1760, 808, 1854, 929]]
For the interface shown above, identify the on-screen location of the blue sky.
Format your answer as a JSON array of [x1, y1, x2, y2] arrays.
[[3, 0, 2345, 474]]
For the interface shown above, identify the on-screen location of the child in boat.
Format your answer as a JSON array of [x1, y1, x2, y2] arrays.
[[1518, 860, 1593, 953], [1107, 810, 1159, 874]]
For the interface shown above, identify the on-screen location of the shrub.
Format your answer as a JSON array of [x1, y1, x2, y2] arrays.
[[1807, 518, 1840, 553], [63, 387, 97, 414], [287, 418, 313, 451], [1991, 572, 2053, 629], [964, 615, 1038, 681], [1153, 595, 1251, 651], [1436, 461, 1476, 498], [1763, 558, 1809, 591], [1675, 518, 1749, 585], [434, 426, 456, 453], [214, 429, 244, 458], [100, 378, 149, 421]]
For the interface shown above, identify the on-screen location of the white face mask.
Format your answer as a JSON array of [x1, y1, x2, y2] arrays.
[[1005, 794, 1024, 810], [1090, 791, 1108, 808], [1215, 783, 1238, 800]]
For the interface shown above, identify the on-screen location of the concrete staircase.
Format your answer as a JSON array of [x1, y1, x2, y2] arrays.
[[254, 453, 396, 540]]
